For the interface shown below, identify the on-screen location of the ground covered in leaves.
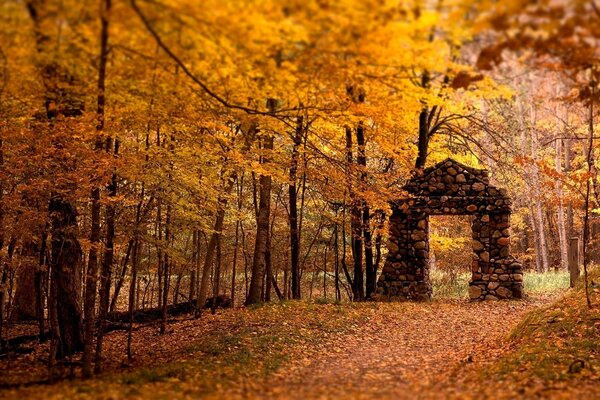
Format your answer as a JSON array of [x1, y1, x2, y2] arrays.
[[1, 284, 597, 399]]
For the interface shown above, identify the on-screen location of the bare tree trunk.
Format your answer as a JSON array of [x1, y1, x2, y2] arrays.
[[0, 239, 15, 351], [334, 220, 341, 302], [356, 123, 375, 298], [346, 127, 364, 301], [531, 141, 550, 272], [289, 116, 302, 299], [36, 230, 47, 336], [83, 0, 112, 374], [127, 238, 140, 362], [555, 139, 568, 270], [49, 198, 84, 359], [160, 205, 171, 334], [246, 135, 273, 305], [190, 230, 197, 302], [582, 81, 595, 309]]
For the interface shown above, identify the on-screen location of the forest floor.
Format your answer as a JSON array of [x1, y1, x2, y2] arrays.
[[1, 282, 598, 399]]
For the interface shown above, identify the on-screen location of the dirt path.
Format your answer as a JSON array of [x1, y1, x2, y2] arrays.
[[243, 296, 554, 400]]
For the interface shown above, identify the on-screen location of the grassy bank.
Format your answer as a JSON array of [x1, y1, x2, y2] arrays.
[[473, 268, 600, 398]]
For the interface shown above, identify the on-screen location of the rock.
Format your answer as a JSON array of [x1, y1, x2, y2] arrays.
[[467, 204, 478, 212], [412, 231, 427, 241], [479, 251, 489, 262], [485, 295, 499, 301], [447, 167, 457, 175], [469, 285, 482, 299], [417, 219, 427, 229], [414, 241, 426, 250], [472, 240, 484, 251], [473, 182, 485, 191], [497, 237, 510, 246], [499, 274, 510, 281], [456, 174, 466, 183], [488, 282, 500, 290], [496, 286, 512, 299], [387, 241, 399, 254]]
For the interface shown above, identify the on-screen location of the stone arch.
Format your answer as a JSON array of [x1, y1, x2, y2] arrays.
[[376, 159, 524, 301]]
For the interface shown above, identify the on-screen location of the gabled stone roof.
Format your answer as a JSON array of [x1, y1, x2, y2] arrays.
[[404, 158, 506, 198]]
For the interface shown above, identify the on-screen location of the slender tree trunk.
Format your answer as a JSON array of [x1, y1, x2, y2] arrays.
[[415, 107, 430, 169], [334, 221, 341, 302], [127, 238, 140, 362], [346, 127, 364, 301], [531, 154, 549, 271], [555, 139, 568, 270], [110, 239, 133, 312], [582, 81, 595, 309], [289, 116, 302, 299], [83, 0, 112, 376], [190, 230, 197, 302], [36, 230, 47, 336], [198, 185, 231, 310], [356, 124, 375, 298], [160, 205, 171, 334], [0, 240, 15, 351], [246, 135, 273, 305]]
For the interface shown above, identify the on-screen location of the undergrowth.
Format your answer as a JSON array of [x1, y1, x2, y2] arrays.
[[482, 267, 600, 385], [430, 270, 569, 299]]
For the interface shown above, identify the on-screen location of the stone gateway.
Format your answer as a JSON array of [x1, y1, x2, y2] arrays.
[[376, 159, 524, 301]]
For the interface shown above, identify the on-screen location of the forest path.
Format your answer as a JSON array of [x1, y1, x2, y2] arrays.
[[242, 296, 554, 400]]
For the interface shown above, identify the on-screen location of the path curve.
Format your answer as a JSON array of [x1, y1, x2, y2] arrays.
[[242, 297, 553, 399]]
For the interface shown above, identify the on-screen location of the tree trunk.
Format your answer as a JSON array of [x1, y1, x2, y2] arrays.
[[289, 116, 302, 299], [49, 198, 84, 359], [346, 127, 364, 301], [555, 139, 568, 270], [246, 135, 273, 305], [415, 107, 430, 169], [530, 117, 550, 272], [334, 221, 341, 302], [582, 84, 595, 308], [12, 242, 38, 321], [127, 239, 140, 362], [356, 124, 375, 298], [569, 237, 580, 287], [27, 0, 85, 362], [160, 205, 171, 334]]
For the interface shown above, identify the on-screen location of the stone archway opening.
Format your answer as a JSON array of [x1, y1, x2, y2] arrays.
[[428, 215, 473, 298], [376, 158, 524, 302]]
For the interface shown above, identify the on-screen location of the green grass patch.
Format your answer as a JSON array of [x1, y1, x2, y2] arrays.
[[483, 267, 600, 384], [430, 269, 570, 299], [523, 270, 570, 293]]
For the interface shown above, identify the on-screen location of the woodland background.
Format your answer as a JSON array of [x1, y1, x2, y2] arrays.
[[0, 0, 599, 396]]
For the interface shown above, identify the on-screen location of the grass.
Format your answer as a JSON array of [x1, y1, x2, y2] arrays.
[[8, 301, 373, 400], [430, 269, 570, 299], [480, 267, 600, 387], [523, 270, 570, 293]]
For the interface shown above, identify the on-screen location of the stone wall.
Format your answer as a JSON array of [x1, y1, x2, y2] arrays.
[[376, 159, 524, 301]]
